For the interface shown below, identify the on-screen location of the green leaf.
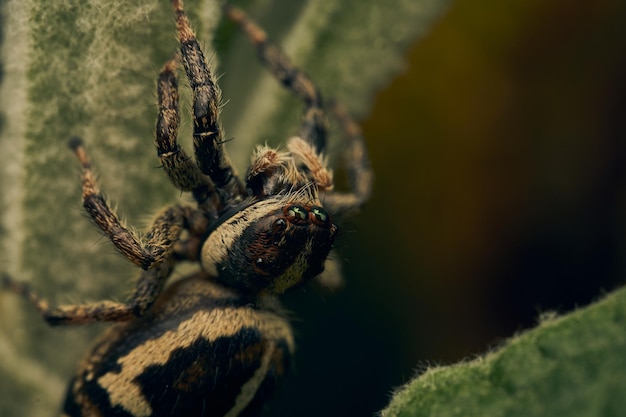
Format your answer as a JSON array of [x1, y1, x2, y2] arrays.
[[381, 287, 626, 417], [0, 0, 449, 415]]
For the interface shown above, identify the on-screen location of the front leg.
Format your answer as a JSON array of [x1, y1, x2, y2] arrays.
[[69, 138, 192, 270], [156, 58, 219, 214], [172, 0, 245, 207]]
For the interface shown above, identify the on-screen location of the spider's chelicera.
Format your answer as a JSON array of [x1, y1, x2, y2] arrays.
[[2, 1, 372, 416]]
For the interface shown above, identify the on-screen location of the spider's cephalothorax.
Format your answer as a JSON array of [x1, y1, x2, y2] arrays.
[[2, 1, 371, 416], [203, 195, 339, 295]]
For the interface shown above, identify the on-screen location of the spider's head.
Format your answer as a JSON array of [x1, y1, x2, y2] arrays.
[[200, 197, 338, 295]]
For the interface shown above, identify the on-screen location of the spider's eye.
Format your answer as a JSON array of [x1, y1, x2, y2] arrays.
[[310, 207, 330, 226], [271, 218, 287, 244], [286, 205, 308, 223], [255, 257, 271, 271], [273, 218, 287, 230]]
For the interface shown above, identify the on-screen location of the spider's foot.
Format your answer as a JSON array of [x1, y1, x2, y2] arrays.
[[67, 136, 84, 151], [222, 4, 268, 45]]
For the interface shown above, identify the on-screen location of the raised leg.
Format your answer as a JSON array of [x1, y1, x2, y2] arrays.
[[1, 261, 174, 325], [223, 4, 328, 152], [172, 0, 245, 210], [69, 137, 193, 269], [222, 4, 373, 215], [155, 58, 217, 214]]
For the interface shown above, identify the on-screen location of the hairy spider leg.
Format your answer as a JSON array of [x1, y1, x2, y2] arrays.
[[172, 0, 245, 210], [323, 100, 373, 215], [68, 138, 193, 270], [0, 136, 212, 325], [156, 59, 219, 215], [1, 261, 174, 325], [223, 5, 373, 216], [223, 4, 328, 153]]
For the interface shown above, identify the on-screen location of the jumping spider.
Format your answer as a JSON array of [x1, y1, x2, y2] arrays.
[[2, 1, 372, 416]]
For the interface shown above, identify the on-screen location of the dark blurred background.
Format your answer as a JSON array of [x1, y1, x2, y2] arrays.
[[272, 0, 626, 416]]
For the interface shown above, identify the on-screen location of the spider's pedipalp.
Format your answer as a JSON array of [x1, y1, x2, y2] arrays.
[[287, 136, 333, 192], [156, 59, 216, 210], [248, 145, 290, 178], [246, 145, 290, 198], [223, 4, 328, 152], [246, 141, 331, 200], [172, 0, 245, 208]]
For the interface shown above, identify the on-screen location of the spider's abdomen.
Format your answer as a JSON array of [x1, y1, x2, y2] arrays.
[[62, 272, 294, 417]]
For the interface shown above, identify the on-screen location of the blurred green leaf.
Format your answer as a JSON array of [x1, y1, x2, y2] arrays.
[[0, 0, 449, 415], [381, 287, 626, 417]]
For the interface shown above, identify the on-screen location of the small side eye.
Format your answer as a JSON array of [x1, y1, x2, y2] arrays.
[[273, 218, 287, 230], [286, 205, 308, 223], [271, 218, 287, 243], [255, 257, 271, 271], [310, 207, 330, 226]]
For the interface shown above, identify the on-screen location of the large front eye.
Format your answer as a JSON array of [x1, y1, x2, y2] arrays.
[[286, 205, 308, 223], [310, 207, 330, 226]]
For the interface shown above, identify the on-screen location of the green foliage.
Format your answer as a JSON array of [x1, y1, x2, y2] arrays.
[[381, 287, 626, 417]]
